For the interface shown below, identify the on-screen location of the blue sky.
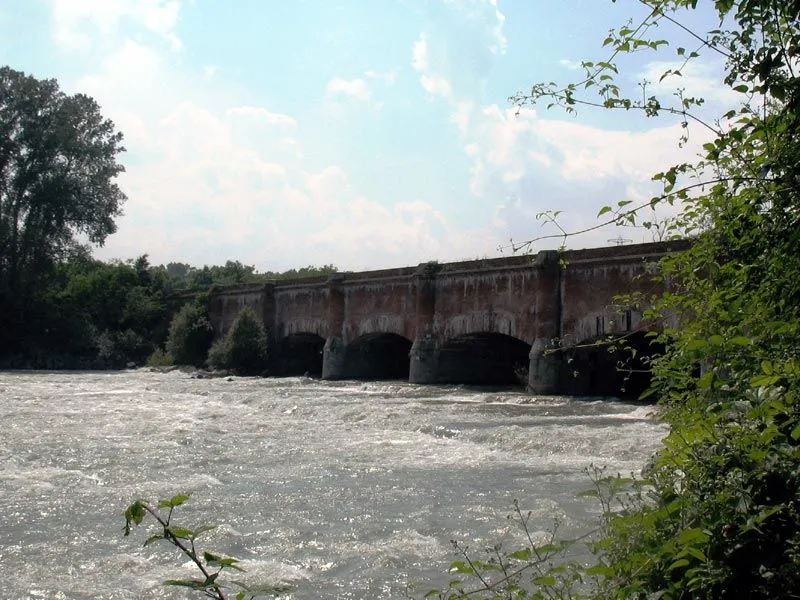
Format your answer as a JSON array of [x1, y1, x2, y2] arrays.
[[0, 1, 733, 270]]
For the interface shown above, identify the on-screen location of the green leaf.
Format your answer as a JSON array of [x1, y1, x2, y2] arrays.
[[157, 493, 190, 509], [204, 552, 246, 572], [123, 501, 146, 535], [685, 338, 706, 351], [586, 564, 615, 577], [577, 489, 599, 498], [678, 528, 710, 545], [164, 578, 214, 590], [448, 561, 474, 575], [790, 424, 800, 440], [508, 548, 533, 561], [167, 527, 194, 539], [598, 205, 613, 217], [684, 547, 707, 562], [533, 576, 557, 586], [668, 558, 690, 571], [729, 336, 750, 346], [733, 84, 749, 93], [750, 375, 781, 387], [697, 371, 715, 389], [170, 493, 190, 507]]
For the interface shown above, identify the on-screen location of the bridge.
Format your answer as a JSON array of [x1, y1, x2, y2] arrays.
[[208, 240, 687, 396]]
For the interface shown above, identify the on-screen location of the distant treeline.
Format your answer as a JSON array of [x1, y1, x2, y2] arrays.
[[1, 254, 336, 370], [158, 260, 338, 291]]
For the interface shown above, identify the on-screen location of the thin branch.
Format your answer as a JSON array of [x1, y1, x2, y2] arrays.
[[141, 503, 226, 600], [503, 176, 764, 254], [639, 0, 733, 59]]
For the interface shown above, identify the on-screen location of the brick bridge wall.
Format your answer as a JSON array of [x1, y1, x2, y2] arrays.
[[208, 240, 688, 394]]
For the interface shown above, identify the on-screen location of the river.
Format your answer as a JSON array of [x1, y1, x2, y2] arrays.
[[0, 370, 665, 599]]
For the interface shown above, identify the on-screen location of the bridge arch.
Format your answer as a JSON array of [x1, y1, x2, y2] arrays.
[[273, 332, 325, 376], [435, 332, 531, 386], [560, 330, 664, 398], [322, 333, 412, 380]]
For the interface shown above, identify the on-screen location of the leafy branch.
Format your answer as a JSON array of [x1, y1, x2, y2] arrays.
[[123, 493, 289, 600]]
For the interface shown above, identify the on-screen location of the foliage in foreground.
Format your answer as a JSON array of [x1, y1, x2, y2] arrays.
[[207, 306, 269, 375], [429, 0, 800, 598], [124, 494, 289, 600]]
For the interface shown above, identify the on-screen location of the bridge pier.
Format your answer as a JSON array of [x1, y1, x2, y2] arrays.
[[321, 274, 346, 380], [528, 338, 559, 394], [408, 262, 441, 384], [322, 336, 347, 379], [409, 337, 438, 383], [527, 250, 562, 394]]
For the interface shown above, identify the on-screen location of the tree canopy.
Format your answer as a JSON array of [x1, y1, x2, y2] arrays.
[[0, 66, 126, 350]]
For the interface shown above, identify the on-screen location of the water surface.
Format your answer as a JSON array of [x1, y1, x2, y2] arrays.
[[0, 370, 664, 599]]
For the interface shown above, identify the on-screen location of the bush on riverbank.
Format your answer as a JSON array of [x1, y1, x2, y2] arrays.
[[207, 306, 269, 375], [165, 296, 214, 367]]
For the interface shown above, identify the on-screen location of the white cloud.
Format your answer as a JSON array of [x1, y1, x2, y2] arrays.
[[326, 77, 372, 101], [444, 0, 507, 54], [227, 106, 297, 128], [57, 10, 465, 270], [458, 103, 715, 249], [450, 102, 474, 134], [412, 34, 430, 73], [411, 0, 507, 103], [365, 70, 398, 84], [558, 58, 582, 70], [640, 59, 740, 107], [52, 0, 182, 51], [412, 34, 454, 99]]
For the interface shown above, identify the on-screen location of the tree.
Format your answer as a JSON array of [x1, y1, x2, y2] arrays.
[[166, 298, 214, 367], [207, 307, 268, 375], [0, 66, 126, 354]]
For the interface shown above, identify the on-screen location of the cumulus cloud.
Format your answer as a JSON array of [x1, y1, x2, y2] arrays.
[[460, 103, 713, 249], [444, 0, 507, 54], [365, 70, 398, 84], [52, 0, 182, 50], [412, 34, 453, 99], [227, 106, 297, 128], [326, 77, 372, 101], [411, 0, 507, 102], [52, 4, 468, 270], [640, 59, 740, 108], [404, 0, 720, 251]]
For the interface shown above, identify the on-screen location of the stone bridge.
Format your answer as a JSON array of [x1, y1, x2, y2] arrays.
[[208, 240, 687, 396]]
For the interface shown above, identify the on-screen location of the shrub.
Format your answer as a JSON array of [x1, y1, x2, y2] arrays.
[[207, 307, 268, 375], [206, 338, 230, 371], [146, 347, 173, 367], [166, 300, 214, 367]]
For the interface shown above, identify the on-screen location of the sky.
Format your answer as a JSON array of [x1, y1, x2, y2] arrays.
[[0, 0, 735, 271]]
